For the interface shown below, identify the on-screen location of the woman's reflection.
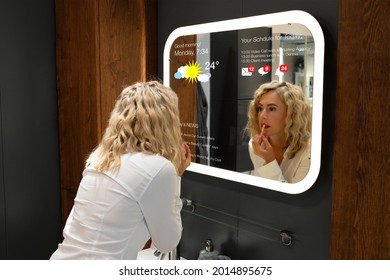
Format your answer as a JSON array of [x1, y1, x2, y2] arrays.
[[245, 80, 311, 183]]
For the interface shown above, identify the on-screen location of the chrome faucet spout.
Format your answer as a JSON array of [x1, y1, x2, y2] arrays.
[[169, 247, 179, 260], [153, 249, 166, 260]]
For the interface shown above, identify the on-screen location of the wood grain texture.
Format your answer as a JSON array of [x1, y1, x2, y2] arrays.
[[56, 0, 157, 225], [331, 0, 390, 259], [169, 35, 197, 156], [98, 0, 157, 129], [55, 0, 101, 224]]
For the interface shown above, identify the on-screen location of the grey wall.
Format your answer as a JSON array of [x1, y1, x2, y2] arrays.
[[158, 0, 339, 259], [0, 1, 61, 259]]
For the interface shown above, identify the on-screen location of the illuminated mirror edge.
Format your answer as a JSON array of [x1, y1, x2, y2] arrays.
[[163, 10, 325, 194]]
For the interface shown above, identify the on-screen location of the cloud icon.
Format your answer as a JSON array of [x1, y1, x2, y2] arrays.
[[177, 66, 188, 78], [174, 72, 183, 79], [173, 62, 211, 83], [197, 73, 211, 83]]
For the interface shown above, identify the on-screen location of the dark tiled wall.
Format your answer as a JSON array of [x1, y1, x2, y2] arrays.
[[158, 0, 338, 259], [179, 170, 332, 259]]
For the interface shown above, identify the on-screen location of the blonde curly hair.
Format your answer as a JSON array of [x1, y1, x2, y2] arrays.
[[86, 81, 183, 173], [246, 80, 312, 159]]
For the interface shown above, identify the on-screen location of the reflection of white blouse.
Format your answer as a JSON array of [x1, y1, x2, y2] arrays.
[[248, 139, 311, 183], [50, 152, 182, 260]]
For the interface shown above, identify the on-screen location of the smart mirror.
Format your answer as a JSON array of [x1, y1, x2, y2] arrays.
[[163, 10, 324, 194]]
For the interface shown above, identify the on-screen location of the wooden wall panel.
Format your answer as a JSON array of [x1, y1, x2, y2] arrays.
[[55, 0, 157, 225], [169, 35, 197, 156], [331, 0, 390, 259], [98, 0, 157, 128], [55, 0, 101, 224]]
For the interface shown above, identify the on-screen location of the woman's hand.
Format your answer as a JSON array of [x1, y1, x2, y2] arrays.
[[178, 142, 191, 176], [252, 134, 276, 164]]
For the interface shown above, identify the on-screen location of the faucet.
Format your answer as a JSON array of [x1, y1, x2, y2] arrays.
[[153, 249, 165, 260], [169, 246, 180, 260], [153, 246, 180, 260]]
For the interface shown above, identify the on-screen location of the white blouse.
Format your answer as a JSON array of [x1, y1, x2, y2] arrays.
[[50, 152, 182, 260], [248, 139, 311, 183]]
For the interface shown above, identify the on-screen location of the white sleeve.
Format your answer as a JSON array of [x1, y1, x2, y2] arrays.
[[256, 160, 287, 182], [139, 163, 183, 253], [249, 139, 287, 182], [289, 151, 310, 183]]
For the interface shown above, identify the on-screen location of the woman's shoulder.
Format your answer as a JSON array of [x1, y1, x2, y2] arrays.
[[290, 141, 311, 160], [101, 152, 176, 190], [121, 152, 175, 174]]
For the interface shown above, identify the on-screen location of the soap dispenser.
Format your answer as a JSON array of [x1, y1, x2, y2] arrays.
[[198, 239, 219, 260]]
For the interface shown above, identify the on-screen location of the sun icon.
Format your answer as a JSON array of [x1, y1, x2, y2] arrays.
[[185, 61, 202, 83]]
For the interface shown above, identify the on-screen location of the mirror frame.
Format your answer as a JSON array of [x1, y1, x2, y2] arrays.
[[163, 10, 324, 194]]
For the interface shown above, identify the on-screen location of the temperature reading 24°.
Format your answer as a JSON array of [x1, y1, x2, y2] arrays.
[[205, 61, 219, 70]]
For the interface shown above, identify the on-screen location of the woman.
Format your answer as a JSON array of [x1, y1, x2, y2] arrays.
[[51, 81, 191, 259], [246, 80, 311, 183]]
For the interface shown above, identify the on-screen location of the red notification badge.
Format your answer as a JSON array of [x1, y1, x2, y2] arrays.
[[248, 65, 255, 72], [279, 64, 288, 72]]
